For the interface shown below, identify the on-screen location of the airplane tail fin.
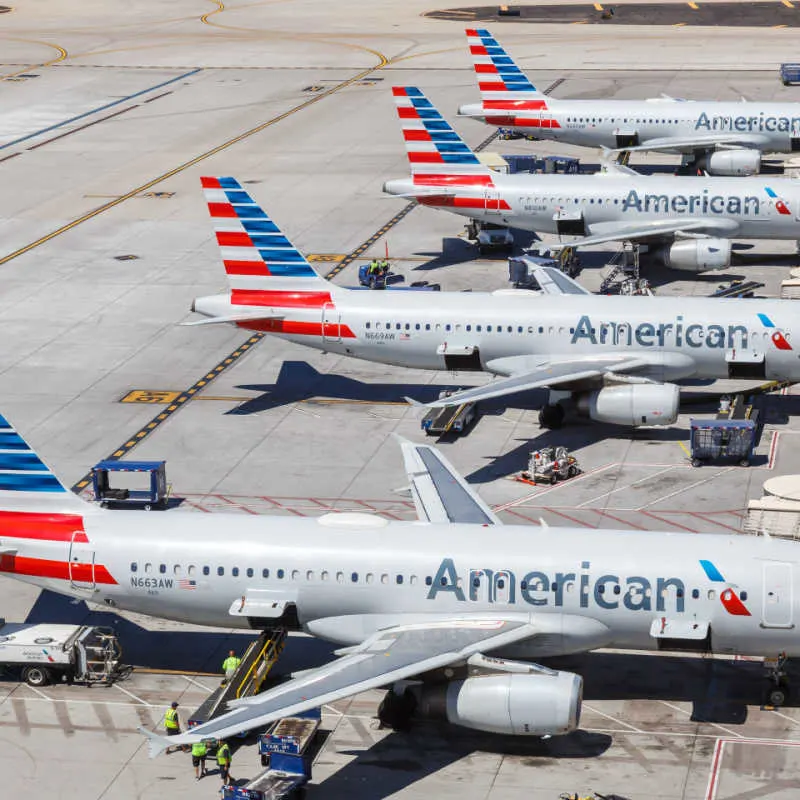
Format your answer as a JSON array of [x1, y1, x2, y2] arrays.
[[201, 177, 338, 307], [466, 28, 549, 117], [0, 411, 89, 510], [391, 87, 494, 187]]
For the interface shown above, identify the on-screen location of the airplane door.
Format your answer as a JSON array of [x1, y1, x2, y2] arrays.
[[68, 532, 96, 591], [484, 188, 502, 214], [762, 562, 794, 628], [321, 303, 341, 342]]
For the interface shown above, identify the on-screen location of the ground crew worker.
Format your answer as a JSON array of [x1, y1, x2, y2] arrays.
[[379, 258, 390, 274], [163, 701, 181, 754], [221, 649, 241, 683], [217, 739, 232, 784], [367, 259, 381, 275], [191, 739, 208, 780]]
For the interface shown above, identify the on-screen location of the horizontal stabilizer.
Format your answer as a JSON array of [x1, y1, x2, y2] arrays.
[[138, 727, 172, 759], [181, 312, 283, 327]]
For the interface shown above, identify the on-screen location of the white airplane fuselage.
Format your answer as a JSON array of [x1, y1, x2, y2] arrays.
[[192, 290, 800, 384], [459, 98, 800, 154], [383, 171, 800, 240], [4, 508, 800, 658]]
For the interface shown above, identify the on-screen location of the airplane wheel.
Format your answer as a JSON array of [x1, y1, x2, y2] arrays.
[[538, 404, 565, 429], [378, 689, 416, 732], [769, 687, 787, 708]]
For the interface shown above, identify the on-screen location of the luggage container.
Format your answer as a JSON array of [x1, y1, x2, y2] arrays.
[[690, 419, 757, 467]]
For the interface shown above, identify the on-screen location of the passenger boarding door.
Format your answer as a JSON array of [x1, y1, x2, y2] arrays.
[[321, 303, 341, 342], [484, 188, 502, 214], [762, 562, 794, 628], [69, 531, 96, 591]]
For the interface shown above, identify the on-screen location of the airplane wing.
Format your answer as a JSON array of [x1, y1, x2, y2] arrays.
[[140, 616, 537, 756], [527, 265, 591, 296], [413, 355, 651, 409], [566, 217, 740, 249], [398, 438, 501, 525], [618, 132, 770, 153]]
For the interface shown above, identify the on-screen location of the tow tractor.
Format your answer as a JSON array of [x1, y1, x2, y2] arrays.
[[466, 220, 514, 255], [519, 446, 580, 485], [421, 391, 478, 437], [0, 621, 125, 686]]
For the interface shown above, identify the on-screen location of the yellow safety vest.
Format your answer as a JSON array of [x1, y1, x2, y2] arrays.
[[217, 744, 231, 765], [191, 742, 207, 757], [222, 656, 241, 672], [164, 708, 179, 729]]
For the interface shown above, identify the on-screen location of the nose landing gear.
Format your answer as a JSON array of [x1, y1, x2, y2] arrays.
[[763, 652, 791, 708]]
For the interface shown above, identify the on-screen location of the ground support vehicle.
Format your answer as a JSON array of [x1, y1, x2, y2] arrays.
[[92, 460, 168, 510], [780, 63, 800, 85], [189, 628, 286, 730], [521, 447, 580, 485], [0, 622, 124, 686], [222, 710, 320, 800], [421, 391, 478, 437], [357, 264, 404, 289], [690, 395, 759, 467], [466, 220, 514, 254]]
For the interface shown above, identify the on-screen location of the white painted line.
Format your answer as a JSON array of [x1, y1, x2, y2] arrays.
[[576, 465, 677, 508], [182, 675, 215, 693], [2, 695, 165, 709], [113, 683, 154, 706], [768, 708, 800, 727], [582, 703, 643, 732], [658, 700, 744, 739], [636, 469, 734, 510], [23, 684, 51, 701]]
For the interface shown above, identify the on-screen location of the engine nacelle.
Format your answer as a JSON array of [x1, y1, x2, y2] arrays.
[[577, 384, 679, 427], [652, 238, 732, 272], [414, 671, 582, 736], [696, 149, 761, 177]]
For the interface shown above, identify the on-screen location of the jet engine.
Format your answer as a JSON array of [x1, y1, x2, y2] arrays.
[[413, 671, 582, 736], [695, 149, 761, 177], [652, 238, 732, 272], [576, 384, 680, 427]]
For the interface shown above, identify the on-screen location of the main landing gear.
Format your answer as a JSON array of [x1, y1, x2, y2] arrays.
[[764, 652, 791, 708], [377, 687, 417, 731], [538, 403, 566, 430]]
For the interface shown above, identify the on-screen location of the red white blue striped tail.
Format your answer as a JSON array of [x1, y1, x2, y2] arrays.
[[466, 28, 546, 106], [392, 87, 493, 187], [0, 413, 87, 510], [201, 177, 332, 300]]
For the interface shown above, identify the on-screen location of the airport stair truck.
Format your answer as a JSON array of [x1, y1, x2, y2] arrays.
[[0, 621, 124, 686], [189, 628, 287, 730]]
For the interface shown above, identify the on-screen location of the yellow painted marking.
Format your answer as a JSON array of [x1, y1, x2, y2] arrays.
[[594, 2, 603, 8], [197, 380, 207, 387], [307, 254, 346, 263], [136, 431, 147, 438], [125, 441, 136, 448], [688, 1, 699, 8], [572, 19, 588, 24], [120, 389, 180, 404], [113, 451, 124, 457], [774, 23, 789, 27], [679, 441, 691, 457], [782, 0, 793, 7], [2, 39, 67, 81], [673, 21, 687, 26], [147, 422, 158, 429], [167, 405, 178, 412]]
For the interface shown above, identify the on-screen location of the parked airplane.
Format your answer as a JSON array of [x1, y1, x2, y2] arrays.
[[384, 86, 800, 273], [191, 175, 800, 427], [459, 28, 800, 176], [0, 411, 793, 750]]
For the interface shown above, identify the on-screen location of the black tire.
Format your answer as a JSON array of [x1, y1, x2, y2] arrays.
[[538, 404, 565, 430], [739, 459, 750, 468], [377, 689, 417, 732], [568, 465, 578, 478], [769, 687, 787, 707], [23, 665, 52, 687], [549, 474, 558, 485], [692, 458, 702, 468]]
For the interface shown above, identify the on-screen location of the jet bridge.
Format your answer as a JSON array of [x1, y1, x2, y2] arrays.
[[189, 628, 286, 729]]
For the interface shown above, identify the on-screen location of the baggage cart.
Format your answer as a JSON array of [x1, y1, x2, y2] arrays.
[[92, 460, 168, 510], [689, 418, 757, 467]]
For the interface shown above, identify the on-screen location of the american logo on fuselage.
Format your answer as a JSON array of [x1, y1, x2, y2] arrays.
[[695, 111, 800, 134]]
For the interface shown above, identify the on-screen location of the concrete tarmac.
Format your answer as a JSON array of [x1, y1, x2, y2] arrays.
[[3, 1, 800, 798]]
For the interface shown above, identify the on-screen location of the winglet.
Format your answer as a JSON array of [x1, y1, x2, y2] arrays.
[[138, 727, 172, 759], [404, 396, 424, 408]]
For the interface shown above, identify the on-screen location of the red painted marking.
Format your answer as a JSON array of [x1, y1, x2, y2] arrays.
[[223, 260, 269, 276], [0, 555, 117, 585], [486, 115, 516, 125], [475, 64, 499, 74], [216, 231, 253, 247], [465, 28, 478, 36], [484, 100, 547, 110], [691, 512, 742, 534], [413, 174, 494, 187], [639, 510, 698, 533], [720, 588, 751, 616], [542, 507, 593, 528], [207, 202, 237, 218], [239, 320, 356, 339], [408, 152, 445, 163], [397, 107, 420, 120], [0, 511, 88, 543], [478, 81, 512, 91], [593, 509, 646, 530], [776, 200, 791, 215], [391, 87, 408, 97], [403, 129, 432, 141], [768, 430, 779, 470], [231, 290, 332, 308], [418, 196, 512, 211], [200, 176, 221, 189], [470, 45, 488, 56], [771, 331, 792, 350]]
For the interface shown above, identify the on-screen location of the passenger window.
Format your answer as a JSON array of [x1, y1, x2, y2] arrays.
[[262, 568, 269, 578], [232, 567, 239, 577], [425, 576, 432, 586], [351, 572, 359, 583], [396, 323, 401, 330], [466, 325, 471, 331], [396, 575, 404, 585], [405, 323, 410, 330], [218, 567, 224, 576], [131, 562, 138, 573], [426, 324, 431, 331], [415, 323, 420, 330], [203, 566, 210, 576], [477, 325, 482, 332], [159, 564, 166, 574], [277, 569, 284, 579], [246, 568, 254, 578], [517, 326, 523, 333], [741, 590, 748, 601], [366, 322, 371, 329], [692, 588, 699, 599], [445, 324, 451, 332]]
